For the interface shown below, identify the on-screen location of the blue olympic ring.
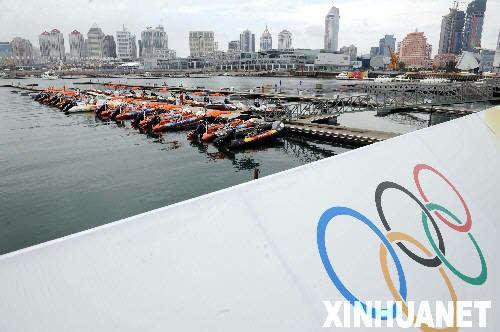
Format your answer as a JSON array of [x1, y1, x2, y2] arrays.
[[317, 206, 408, 320]]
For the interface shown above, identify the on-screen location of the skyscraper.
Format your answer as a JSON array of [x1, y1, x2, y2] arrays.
[[141, 26, 168, 59], [278, 30, 292, 50], [130, 35, 137, 59], [10, 37, 34, 66], [39, 29, 65, 61], [438, 7, 465, 55], [324, 4, 340, 52], [116, 26, 137, 60], [102, 35, 117, 58], [87, 24, 105, 59], [378, 34, 396, 57], [463, 0, 487, 51], [398, 30, 432, 69], [189, 31, 215, 57], [69, 30, 86, 60], [39, 31, 50, 60], [260, 26, 272, 51], [141, 26, 173, 68], [48, 29, 65, 61], [240, 29, 255, 53]]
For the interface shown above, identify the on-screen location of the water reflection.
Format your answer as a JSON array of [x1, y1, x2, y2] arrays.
[[281, 137, 339, 163], [188, 141, 263, 171]]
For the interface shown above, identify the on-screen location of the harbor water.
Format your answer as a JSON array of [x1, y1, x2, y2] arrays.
[[0, 76, 488, 254]]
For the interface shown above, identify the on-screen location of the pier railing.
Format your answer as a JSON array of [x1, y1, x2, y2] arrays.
[[263, 94, 378, 121], [365, 79, 500, 115], [263, 79, 500, 120]]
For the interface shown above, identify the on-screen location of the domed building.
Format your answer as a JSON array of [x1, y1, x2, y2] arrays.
[[260, 26, 272, 51]]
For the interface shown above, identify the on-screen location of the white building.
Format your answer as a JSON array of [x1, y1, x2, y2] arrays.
[[141, 25, 173, 69], [141, 26, 168, 58], [370, 55, 390, 70], [48, 29, 65, 61], [189, 31, 215, 57], [324, 4, 340, 52], [278, 30, 292, 50], [39, 32, 50, 61], [240, 29, 255, 53], [314, 53, 350, 70], [116, 25, 137, 61], [260, 26, 272, 51], [39, 29, 65, 62], [10, 37, 34, 66], [87, 24, 105, 59], [69, 30, 86, 60]]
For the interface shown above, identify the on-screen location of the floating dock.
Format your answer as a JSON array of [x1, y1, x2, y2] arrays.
[[284, 120, 398, 146]]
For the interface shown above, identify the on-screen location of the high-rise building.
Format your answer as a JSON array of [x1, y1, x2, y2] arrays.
[[398, 30, 432, 68], [141, 25, 173, 68], [0, 42, 11, 58], [116, 25, 137, 60], [10, 37, 34, 66], [48, 29, 65, 60], [240, 29, 255, 53], [130, 35, 137, 59], [69, 30, 86, 60], [340, 45, 357, 60], [39, 31, 50, 60], [278, 30, 292, 50], [260, 26, 272, 51], [141, 26, 168, 58], [324, 4, 340, 52], [463, 0, 487, 51], [378, 34, 396, 57], [228, 40, 240, 52], [39, 29, 65, 61], [138, 40, 143, 58], [438, 7, 465, 55], [102, 35, 117, 58], [189, 31, 215, 57], [87, 24, 105, 59]]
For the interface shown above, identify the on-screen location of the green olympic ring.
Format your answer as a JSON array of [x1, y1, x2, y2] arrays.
[[422, 202, 487, 286]]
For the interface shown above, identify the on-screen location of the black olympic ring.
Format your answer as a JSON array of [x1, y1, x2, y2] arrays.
[[375, 181, 445, 268]]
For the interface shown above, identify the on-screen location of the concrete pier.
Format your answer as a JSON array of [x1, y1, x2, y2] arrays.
[[285, 120, 398, 146]]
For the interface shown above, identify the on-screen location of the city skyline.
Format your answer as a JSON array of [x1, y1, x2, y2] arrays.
[[0, 0, 499, 57]]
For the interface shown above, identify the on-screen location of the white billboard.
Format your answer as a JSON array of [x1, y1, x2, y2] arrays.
[[0, 107, 499, 331]]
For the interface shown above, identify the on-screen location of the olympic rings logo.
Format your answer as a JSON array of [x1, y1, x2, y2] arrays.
[[317, 164, 488, 327]]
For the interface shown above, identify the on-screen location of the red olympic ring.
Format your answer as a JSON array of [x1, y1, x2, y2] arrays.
[[413, 164, 472, 233]]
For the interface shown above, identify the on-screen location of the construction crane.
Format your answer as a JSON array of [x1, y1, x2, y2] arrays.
[[387, 45, 399, 71]]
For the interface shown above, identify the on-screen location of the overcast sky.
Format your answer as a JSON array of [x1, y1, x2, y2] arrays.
[[0, 0, 498, 57]]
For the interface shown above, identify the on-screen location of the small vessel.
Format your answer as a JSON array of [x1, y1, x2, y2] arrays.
[[214, 121, 285, 150], [374, 76, 394, 83], [206, 103, 238, 111], [336, 72, 349, 80], [41, 70, 59, 80], [394, 74, 411, 82], [420, 78, 450, 84]]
